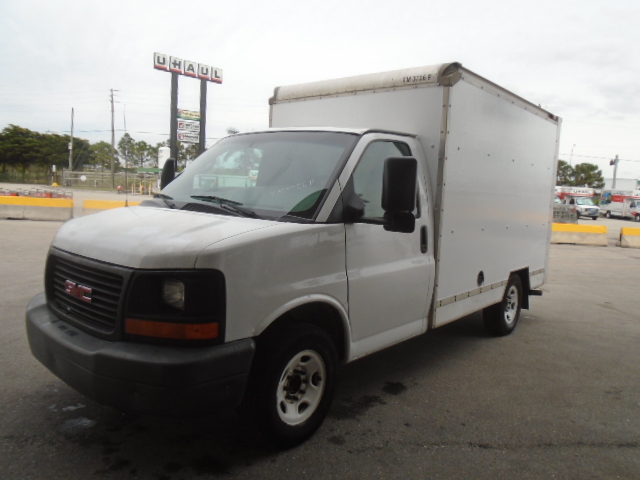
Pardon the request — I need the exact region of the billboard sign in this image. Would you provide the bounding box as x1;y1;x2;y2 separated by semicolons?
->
178;120;200;133
178;132;199;144
177;109;200;121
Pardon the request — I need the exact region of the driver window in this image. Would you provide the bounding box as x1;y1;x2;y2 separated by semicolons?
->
352;141;412;219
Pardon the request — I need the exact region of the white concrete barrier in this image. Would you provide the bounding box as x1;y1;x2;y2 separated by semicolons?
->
0;196;73;221
620;227;640;248
551;223;608;246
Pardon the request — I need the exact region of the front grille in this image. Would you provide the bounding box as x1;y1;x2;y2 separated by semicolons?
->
47;253;125;333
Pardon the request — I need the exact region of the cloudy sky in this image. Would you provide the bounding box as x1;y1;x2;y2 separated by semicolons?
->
1;0;639;180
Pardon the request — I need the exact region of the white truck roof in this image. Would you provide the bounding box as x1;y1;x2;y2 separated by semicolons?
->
234;126;416;138
270;62;558;122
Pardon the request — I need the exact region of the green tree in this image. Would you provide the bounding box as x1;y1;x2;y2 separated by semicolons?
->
130;140;152;167
556;159;574;185
35;132;67;174
70;137;93;171
90;141;116;170
573;162;604;188
119;134;159;168
118;133;135;167
0;125;41;180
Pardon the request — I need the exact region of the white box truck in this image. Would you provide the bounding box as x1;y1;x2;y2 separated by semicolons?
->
600;189;640;221
26;62;561;446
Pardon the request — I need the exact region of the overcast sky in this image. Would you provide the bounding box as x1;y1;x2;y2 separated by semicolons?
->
1;0;639;180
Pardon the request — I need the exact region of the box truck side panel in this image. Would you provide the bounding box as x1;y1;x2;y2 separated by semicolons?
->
270;86;445;195
434;78;559;327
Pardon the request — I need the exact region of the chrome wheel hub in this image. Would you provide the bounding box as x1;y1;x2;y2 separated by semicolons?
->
277;350;326;426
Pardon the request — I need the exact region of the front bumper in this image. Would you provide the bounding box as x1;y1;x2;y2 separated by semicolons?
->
26;293;255;417
577;208;599;217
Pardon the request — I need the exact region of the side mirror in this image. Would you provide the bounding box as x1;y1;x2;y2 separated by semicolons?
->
382;157;417;233
160;158;176;189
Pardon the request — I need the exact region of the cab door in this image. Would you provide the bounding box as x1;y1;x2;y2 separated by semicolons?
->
344;136;434;359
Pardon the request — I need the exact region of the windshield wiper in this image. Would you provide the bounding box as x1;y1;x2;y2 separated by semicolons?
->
153;193;176;209
191;195;242;206
190;195;261;219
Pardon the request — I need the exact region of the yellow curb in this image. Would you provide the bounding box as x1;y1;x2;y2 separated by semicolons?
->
552;223;607;234
83;200;141;210
0;196;73;208
620;227;640;237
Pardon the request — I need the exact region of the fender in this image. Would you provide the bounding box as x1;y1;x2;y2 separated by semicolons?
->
252;294;352;360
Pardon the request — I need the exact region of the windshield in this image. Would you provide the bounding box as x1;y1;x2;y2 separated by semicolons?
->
575;197;595;206
162;131;358;221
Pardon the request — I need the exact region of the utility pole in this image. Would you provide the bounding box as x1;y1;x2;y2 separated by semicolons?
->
612;154;619;189
68;108;74;170
123;104;128;205
110;89;118;189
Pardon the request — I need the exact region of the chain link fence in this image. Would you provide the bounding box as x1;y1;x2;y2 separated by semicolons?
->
62;170;160;193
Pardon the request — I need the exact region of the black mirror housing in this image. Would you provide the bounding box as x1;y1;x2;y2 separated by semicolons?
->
382;157;417;213
160;159;176;190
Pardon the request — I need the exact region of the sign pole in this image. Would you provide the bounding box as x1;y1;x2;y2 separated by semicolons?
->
170;72;179;162
199;79;207;155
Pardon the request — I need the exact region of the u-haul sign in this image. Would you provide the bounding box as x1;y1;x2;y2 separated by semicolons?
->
154;53;223;84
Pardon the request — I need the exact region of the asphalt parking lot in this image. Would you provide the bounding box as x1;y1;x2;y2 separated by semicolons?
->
0;214;638;479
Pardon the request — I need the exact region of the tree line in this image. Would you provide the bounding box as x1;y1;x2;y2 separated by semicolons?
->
556;159;604;188
0;125;200;183
1;124;606;189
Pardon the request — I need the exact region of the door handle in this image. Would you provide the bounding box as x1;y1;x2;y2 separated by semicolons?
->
420;225;428;254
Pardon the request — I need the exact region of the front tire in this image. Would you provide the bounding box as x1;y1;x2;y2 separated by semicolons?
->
242;323;338;448
634;215;640;223
483;274;523;336
605;211;612;218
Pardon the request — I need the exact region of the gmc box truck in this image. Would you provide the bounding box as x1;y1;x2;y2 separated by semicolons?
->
26;62;561;446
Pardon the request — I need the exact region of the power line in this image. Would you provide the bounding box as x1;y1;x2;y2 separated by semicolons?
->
561;153;640;163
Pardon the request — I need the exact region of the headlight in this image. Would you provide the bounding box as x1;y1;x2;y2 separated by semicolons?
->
125;270;226;343
163;278;185;310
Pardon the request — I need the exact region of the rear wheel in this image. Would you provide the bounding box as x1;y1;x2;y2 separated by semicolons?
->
634;215;640;223
242;323;338;448
483;274;522;336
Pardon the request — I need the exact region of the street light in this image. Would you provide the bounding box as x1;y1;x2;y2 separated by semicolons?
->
570;144;576;166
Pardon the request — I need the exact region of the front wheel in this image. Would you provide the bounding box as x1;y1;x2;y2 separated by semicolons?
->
634;215;640;223
242;323;338;448
605;211;612;218
483;274;523;336
591;216;598;221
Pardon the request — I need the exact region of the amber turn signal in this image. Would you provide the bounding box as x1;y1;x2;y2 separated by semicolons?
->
125;318;219;340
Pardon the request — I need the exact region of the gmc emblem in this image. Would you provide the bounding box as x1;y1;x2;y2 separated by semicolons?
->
64;280;92;303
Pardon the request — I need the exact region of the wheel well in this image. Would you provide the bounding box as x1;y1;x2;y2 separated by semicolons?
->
512;268;530;310
257;302;347;361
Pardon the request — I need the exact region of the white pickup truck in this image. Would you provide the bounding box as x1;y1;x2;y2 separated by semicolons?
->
27;62;561;446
